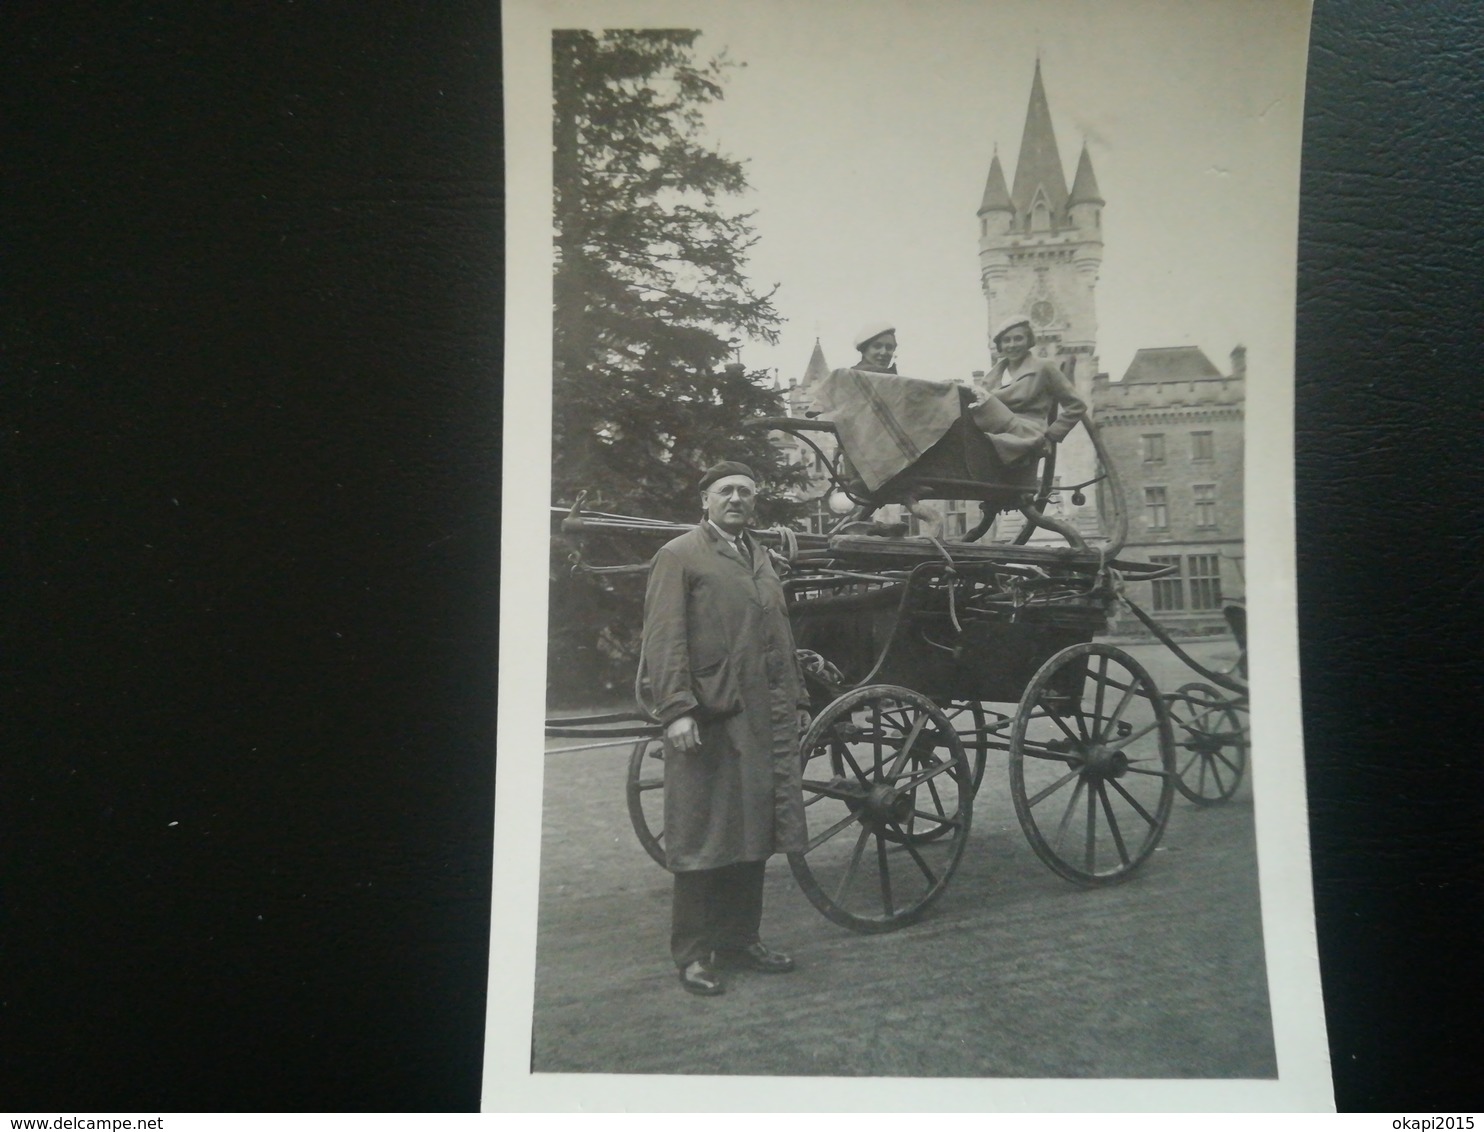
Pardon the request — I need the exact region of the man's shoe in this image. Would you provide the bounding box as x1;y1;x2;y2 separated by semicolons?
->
714;941;796;974
678;959;724;996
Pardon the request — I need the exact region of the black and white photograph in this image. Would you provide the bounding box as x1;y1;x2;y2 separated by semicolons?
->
493;0;1329;1110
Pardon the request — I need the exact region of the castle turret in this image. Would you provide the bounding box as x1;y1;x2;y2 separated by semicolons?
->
977;150;1014;239
802;338;830;388
1068;142;1104;232
976;150;1013;296
1066;141;1105;307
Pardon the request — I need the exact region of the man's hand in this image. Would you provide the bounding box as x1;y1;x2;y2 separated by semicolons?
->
797;708;812;735
665;713;701;755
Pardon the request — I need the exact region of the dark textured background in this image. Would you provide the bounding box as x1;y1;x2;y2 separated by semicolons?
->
1297;0;1484;1110
2;0;1479;1113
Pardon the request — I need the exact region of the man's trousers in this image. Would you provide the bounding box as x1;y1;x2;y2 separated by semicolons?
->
670;859;765;968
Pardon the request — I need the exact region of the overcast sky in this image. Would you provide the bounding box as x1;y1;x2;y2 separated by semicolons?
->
670;0;1309;389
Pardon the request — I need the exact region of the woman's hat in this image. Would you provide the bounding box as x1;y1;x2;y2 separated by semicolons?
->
991;314;1033;343
852;321;896;351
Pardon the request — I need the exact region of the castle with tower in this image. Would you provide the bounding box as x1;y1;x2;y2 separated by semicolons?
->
780;61;1245;629
977;59;1104;381
974;58;1104;541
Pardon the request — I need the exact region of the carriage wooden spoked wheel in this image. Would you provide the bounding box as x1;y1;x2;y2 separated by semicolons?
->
1008;642;1177;886
1166;681;1247;806
787;685;973;932
625;735;668;866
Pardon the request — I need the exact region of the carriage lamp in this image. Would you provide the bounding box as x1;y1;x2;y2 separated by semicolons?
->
827;490;856;515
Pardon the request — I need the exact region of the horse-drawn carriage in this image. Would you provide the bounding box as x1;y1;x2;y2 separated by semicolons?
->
547;374;1249;932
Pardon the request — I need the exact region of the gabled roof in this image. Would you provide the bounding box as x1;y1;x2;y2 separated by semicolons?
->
1120;346;1223;384
1068;143;1103;207
978;152;1013;214
1009;60;1070;218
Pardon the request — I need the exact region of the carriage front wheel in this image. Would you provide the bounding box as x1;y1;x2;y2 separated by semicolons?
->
788;685;973;932
1009;643;1176;886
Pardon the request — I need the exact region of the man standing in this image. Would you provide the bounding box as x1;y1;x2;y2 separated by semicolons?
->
640;461;811;996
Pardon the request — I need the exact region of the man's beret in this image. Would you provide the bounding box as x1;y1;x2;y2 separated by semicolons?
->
698;460;756;491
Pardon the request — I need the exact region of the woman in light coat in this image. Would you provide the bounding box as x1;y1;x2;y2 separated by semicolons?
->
970;314;1089;486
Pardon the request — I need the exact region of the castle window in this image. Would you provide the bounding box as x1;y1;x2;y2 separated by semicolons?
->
1194;484;1217;528
980;217;987;237
1141;434;1165;463
1149;555;1184;612
945;498;969;539
1031;198;1051;232
1187;554;1223;611
1191;430;1214;461
1144;486;1169;530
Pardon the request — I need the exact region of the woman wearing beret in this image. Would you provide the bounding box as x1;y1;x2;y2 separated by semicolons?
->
820;321;905;497
834;321;953;535
851;322;898;374
968;315;1089;483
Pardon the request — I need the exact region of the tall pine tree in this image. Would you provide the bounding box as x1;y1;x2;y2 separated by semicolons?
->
549;29;805;701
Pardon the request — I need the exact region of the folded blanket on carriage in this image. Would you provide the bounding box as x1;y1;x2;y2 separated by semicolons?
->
810;368;966;492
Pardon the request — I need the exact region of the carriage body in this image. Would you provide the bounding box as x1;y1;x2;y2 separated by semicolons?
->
550;398;1249;933
795;578;1110;703
790;579;1106;706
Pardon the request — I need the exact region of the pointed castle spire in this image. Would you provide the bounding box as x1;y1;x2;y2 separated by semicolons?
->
978;149;1012;215
1009;59;1070;221
800;338;830;391
1068;141;1103;206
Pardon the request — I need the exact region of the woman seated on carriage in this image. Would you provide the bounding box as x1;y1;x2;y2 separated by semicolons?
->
968;314;1088;483
828;318;1087;505
851;320;899;374
815;320;1080;539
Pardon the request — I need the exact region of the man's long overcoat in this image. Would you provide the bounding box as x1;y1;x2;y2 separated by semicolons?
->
640;523;809;872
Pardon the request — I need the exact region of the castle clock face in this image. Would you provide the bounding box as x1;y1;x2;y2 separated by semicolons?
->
1030;299;1056;326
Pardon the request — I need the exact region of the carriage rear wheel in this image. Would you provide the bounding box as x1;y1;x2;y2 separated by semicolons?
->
788;685;972;932
1009;643;1176;886
1168;682;1247;805
625;735;667;867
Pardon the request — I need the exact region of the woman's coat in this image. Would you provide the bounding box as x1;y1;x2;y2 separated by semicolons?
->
972;356;1089;465
640;523;809;872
